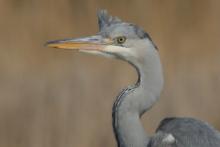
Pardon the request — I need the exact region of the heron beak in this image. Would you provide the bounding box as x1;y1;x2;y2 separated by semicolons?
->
46;35;114;52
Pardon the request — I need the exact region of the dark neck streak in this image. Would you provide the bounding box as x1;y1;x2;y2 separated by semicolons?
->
112;61;141;147
111;48;163;147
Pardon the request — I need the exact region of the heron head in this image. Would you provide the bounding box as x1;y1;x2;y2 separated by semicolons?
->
46;10;158;64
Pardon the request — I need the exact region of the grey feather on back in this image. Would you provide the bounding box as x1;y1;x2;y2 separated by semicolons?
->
152;117;220;147
97;9;121;31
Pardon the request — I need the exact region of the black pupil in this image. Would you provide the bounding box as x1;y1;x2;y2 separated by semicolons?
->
118;37;124;43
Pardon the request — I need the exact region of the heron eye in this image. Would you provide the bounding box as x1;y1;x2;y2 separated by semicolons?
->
115;36;126;44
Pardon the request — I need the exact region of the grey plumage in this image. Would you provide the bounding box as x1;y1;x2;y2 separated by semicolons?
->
113;85;139;147
96;10;220;147
149;117;220;147
47;10;220;147
97;10;157;50
97;10;122;31
98;10;149;39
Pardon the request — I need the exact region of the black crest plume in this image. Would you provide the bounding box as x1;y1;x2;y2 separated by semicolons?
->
97;10;122;31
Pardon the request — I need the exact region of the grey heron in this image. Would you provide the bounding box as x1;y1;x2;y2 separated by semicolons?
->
46;10;220;147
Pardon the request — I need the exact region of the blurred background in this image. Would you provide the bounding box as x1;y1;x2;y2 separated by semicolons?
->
0;0;220;147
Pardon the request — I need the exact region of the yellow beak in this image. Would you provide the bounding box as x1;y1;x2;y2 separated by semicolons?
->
46;35;113;51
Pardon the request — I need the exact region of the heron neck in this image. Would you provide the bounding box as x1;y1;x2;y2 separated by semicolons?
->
112;49;163;147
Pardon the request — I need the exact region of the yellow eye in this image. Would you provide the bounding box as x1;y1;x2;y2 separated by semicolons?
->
115;36;126;44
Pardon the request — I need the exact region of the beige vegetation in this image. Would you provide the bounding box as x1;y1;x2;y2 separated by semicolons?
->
0;0;220;147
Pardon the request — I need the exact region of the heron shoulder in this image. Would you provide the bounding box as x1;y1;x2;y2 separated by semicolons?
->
148;131;177;147
149;117;220;147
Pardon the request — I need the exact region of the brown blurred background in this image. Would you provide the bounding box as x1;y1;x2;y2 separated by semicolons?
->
0;0;220;147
